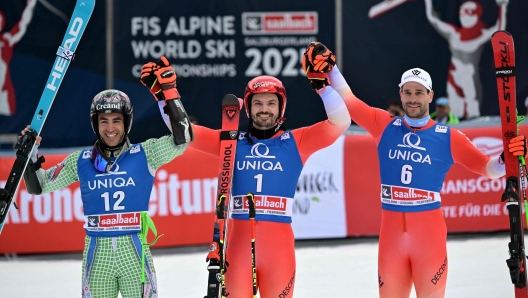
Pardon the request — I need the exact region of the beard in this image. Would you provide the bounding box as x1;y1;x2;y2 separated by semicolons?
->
403;104;428;119
252;112;278;129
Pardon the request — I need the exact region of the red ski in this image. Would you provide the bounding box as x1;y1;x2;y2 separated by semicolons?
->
205;94;240;298
491;30;528;298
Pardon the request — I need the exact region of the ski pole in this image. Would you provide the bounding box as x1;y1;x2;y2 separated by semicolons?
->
246;193;257;297
217;193;229;298
516;114;528;227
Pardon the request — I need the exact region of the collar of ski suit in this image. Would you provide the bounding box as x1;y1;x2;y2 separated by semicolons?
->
404;114;431;128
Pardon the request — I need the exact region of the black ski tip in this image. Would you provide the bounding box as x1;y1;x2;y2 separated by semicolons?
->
492;30;512;38
222;94;239;106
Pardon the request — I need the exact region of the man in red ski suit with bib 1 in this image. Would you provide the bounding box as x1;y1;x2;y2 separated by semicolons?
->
146;48;349;297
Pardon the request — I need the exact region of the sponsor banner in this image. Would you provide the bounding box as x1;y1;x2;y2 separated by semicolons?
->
381;185;440;206
231;195;292;217
241;12;318;35
1;124;526;254
84;212;141;232
113;1;335;136
437;125;519;232
0;147;219;254
292;136;347;239
0;137;348;253
4;1;528;149
344;125;528;235
344;134;383;236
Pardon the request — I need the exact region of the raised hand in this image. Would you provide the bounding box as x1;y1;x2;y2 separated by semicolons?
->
302;42;336;92
302;42;336;73
140;56;180;101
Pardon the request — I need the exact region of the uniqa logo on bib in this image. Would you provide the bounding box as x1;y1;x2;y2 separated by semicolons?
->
237;143;283;171
389;133;432;164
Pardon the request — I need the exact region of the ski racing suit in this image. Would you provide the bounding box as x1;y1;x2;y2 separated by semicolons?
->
190;86;350;298
328;66;505;298
24;103;188;298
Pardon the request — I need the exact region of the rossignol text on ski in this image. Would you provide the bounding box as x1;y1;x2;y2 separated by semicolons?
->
204;94;240;298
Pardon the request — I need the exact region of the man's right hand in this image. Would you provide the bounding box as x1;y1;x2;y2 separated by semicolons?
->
20;125;41;147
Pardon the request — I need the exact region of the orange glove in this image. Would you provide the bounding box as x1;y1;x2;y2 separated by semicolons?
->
140;56;180;101
302;41;336;73
206;241;220;262
302;42;336;92
509;135;527;158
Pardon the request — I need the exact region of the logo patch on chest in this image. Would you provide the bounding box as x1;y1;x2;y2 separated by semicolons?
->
435;126;448;133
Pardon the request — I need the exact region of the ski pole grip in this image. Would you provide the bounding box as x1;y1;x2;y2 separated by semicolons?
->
216;194;226;220
246;193;256;218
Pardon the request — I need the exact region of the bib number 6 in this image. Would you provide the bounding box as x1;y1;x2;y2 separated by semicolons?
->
401;165;413;185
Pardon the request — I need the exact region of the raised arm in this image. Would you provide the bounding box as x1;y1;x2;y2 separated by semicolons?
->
140;56;194;146
20;124;80;195
478;0;508;43
424;0;456;39
302;42;392;141
291;85;350;163
5;0;37;46
492;0;508;31
327;66;393;141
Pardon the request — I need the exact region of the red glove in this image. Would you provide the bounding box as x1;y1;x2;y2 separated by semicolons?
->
206;241;220;262
302;41;336;73
140;56;180;101
509;136;527;158
302;42;336;93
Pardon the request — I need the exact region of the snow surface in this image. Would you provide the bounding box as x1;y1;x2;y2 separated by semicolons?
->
0;232;518;297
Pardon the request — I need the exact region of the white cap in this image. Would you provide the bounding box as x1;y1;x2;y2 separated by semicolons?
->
398;68;432;91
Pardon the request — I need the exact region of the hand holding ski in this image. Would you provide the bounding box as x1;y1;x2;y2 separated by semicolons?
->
509;136;528;159
0;0;95;235
491;30;528;298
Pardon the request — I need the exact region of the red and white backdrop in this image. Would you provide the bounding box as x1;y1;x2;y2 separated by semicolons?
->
0;124;525;254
